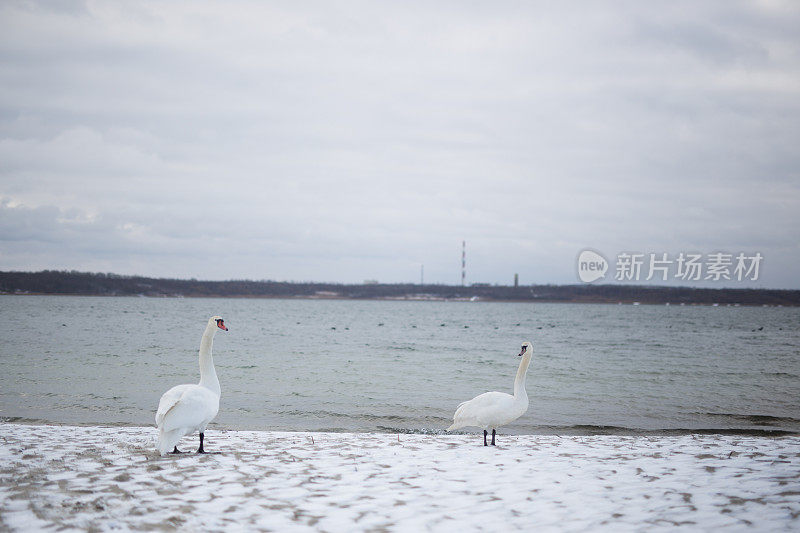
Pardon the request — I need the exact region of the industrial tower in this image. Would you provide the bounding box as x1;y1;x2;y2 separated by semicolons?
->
461;240;466;286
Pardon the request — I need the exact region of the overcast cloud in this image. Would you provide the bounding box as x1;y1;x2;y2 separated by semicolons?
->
1;0;799;287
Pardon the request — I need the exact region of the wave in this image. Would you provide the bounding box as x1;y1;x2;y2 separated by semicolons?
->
696;413;800;426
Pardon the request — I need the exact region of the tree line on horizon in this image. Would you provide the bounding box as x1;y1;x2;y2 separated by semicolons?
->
1;270;799;306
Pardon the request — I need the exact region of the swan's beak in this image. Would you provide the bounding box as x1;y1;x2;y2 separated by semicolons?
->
518;345;527;357
217;320;228;331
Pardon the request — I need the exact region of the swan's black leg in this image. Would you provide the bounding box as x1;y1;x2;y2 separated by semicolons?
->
483;430;488;446
171;447;182;454
197;432;206;454
491;429;496;446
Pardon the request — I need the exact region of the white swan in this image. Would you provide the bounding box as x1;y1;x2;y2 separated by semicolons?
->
447;341;533;446
155;316;228;456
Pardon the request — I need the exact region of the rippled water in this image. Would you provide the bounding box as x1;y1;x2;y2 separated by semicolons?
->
1;295;798;435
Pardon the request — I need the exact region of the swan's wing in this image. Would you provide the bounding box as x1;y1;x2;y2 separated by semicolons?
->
160;386;219;433
159;385;219;431
457;391;511;413
155;384;193;427
473;391;515;410
453;399;471;420
451;391;514;428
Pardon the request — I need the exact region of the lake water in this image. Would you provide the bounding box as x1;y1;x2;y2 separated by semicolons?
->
1;295;798;435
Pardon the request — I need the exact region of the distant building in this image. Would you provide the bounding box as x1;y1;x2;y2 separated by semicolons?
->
514;273;519;287
363;279;379;285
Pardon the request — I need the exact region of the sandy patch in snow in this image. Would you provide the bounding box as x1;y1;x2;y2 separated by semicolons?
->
0;424;798;531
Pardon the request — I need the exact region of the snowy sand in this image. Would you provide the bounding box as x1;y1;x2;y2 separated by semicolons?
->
0;424;798;531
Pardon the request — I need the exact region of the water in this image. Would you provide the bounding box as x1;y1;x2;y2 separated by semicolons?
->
1;295;798;435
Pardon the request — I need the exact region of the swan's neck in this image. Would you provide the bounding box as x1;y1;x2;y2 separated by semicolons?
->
513;352;532;400
198;325;220;397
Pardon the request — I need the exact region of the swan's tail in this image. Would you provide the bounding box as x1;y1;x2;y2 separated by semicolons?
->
157;426;185;456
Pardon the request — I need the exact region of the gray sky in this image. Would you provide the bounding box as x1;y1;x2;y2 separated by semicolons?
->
1;1;799;288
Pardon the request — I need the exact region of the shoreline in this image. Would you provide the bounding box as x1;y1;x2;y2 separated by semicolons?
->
2;419;797;437
2;423;798;531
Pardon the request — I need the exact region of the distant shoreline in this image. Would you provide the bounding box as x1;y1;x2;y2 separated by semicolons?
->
2;270;799;306
1;291;797;307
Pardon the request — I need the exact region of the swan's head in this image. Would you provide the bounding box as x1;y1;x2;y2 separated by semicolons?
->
210;315;229;331
518;341;533;357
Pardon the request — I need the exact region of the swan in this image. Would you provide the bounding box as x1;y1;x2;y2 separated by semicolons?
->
155;316;228;456
447;341;533;446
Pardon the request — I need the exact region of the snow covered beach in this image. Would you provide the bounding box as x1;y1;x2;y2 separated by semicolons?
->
1;424;798;531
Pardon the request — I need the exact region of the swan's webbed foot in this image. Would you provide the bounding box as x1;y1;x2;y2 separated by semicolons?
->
170;447;182;454
483;430;488;446
491;429;496;446
197;432;205;454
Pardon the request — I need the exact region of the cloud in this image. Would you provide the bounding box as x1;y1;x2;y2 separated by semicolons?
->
0;1;799;287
